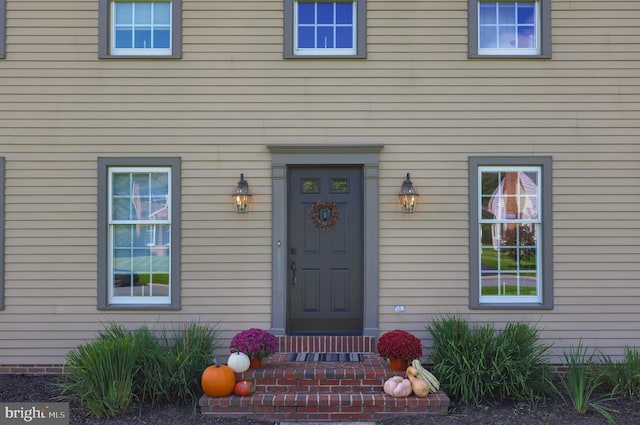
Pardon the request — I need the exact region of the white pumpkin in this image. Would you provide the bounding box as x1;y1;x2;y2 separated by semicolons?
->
227;352;250;373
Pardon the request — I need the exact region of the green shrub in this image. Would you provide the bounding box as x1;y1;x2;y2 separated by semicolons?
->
599;346;640;398
130;325;174;405
493;322;554;401
59;321;219;417
560;340;617;422
427;315;553;405
59;324;137;417
159;322;221;403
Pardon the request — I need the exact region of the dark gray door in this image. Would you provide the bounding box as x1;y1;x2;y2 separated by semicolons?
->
287;166;363;334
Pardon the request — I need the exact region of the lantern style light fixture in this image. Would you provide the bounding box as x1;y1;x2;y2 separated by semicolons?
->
398;173;419;213
232;173;252;213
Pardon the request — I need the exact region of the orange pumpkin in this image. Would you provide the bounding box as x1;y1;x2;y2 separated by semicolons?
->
201;363;236;397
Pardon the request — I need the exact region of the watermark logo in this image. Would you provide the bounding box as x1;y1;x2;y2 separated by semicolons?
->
0;403;68;425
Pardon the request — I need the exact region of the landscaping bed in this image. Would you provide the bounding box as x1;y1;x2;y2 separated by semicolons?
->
2;374;639;425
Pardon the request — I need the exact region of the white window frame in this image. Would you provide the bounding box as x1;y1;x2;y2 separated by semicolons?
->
477;166;542;304
98;157;181;310
284;0;367;59
294;1;357;57
108;167;172;305
468;0;551;58
110;1;172;56
99;0;182;59
469;156;553;310
478;1;540;56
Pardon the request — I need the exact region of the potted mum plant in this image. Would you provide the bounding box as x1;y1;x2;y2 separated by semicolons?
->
377;329;423;371
230;328;278;369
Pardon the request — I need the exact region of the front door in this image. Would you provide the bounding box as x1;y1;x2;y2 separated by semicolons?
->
287;166;363;334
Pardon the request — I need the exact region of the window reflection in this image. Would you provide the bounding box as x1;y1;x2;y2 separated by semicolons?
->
480;170;540;297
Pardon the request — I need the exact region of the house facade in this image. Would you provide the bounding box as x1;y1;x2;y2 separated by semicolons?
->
0;0;638;367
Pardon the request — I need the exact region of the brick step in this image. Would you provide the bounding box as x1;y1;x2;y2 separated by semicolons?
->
200;353;450;422
201;391;449;422
234;355;400;394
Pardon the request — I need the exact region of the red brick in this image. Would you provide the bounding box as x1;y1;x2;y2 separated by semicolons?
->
199;346;451;422
305;413;331;420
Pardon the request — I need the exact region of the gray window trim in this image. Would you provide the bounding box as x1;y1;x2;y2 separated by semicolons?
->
468;0;552;59
469;156;553;310
0;158;4;309
0;0;6;59
98;0;182;59
284;0;367;59
97;157;181;310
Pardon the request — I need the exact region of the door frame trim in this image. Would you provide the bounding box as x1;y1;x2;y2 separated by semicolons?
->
267;144;383;337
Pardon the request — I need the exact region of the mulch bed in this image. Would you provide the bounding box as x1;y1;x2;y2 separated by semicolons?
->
1;374;639;424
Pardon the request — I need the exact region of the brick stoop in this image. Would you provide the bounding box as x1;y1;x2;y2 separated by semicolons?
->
200;336;450;422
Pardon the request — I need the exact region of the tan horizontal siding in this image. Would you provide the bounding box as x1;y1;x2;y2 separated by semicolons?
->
0;0;638;364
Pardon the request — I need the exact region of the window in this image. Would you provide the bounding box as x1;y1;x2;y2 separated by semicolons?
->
284;0;367;58
99;0;182;58
0;0;5;59
0;158;4;309
98;157;181;309
469;156;553;309
468;0;551;58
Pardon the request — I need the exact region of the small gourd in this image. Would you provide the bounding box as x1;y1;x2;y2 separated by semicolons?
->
201;362;236;397
227;352;251;373
234;380;256;396
406;365;430;397
383;376;412;398
407;374;430;397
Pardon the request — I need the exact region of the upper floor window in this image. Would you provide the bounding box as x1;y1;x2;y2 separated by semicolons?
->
285;0;367;58
99;0;182;58
469;156;553;309
98;157;181;309
468;0;551;58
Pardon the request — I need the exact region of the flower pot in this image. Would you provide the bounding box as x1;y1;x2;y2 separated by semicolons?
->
249;356;262;369
389;358;408;371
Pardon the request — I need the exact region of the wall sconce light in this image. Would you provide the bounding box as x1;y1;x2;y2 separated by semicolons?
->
232;173;252;214
398;173;419;213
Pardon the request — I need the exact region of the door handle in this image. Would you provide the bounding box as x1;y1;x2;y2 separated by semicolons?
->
289;247;297;285
290;260;297;285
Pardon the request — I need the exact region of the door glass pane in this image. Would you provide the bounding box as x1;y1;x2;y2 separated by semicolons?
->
330;178;349;193
301;178;320;193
